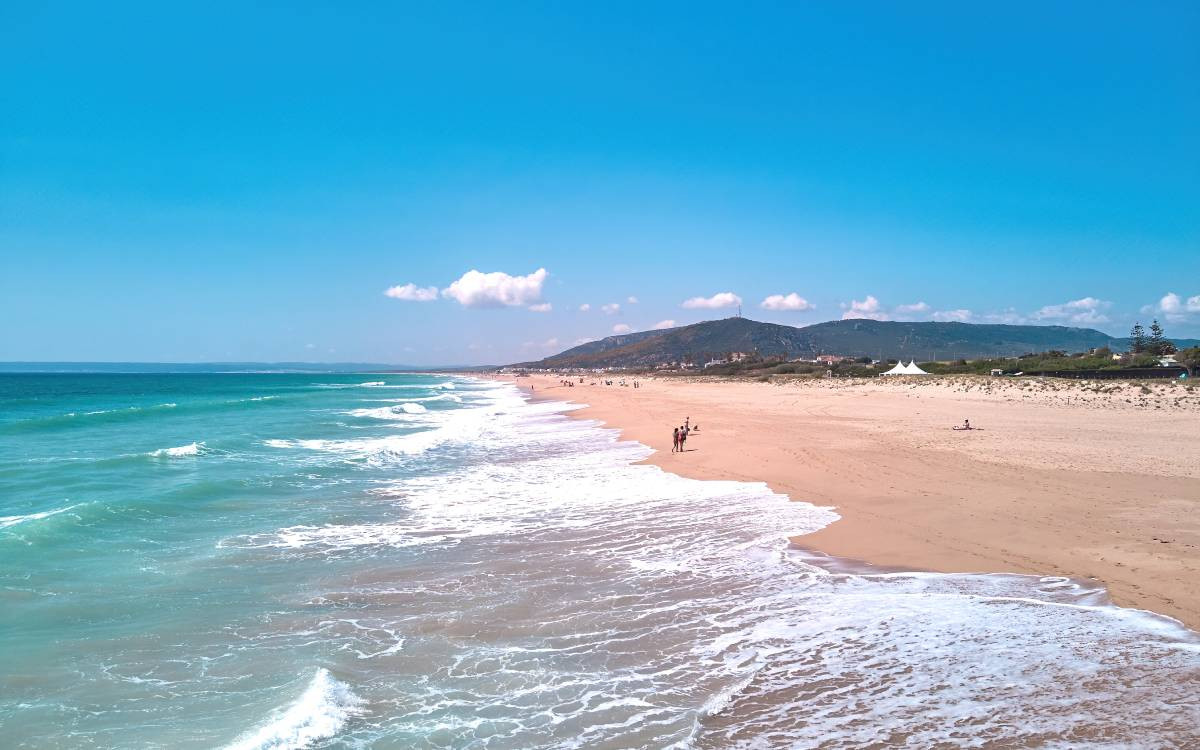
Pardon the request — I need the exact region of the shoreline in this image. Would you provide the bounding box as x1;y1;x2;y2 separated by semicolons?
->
498;373;1200;630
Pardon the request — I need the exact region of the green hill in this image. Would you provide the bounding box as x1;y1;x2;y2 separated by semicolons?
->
517;317;1198;369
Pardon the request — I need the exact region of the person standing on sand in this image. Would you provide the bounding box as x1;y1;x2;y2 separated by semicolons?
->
672;427;680;453
679;425;687;451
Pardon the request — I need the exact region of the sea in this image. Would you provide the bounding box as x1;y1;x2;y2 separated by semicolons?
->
1;372;1198;749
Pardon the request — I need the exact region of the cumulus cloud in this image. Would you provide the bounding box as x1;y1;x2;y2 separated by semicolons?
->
528;303;553;313
573;337;596;346
932;309;973;322
653;319;677;330
601;303;621;315
1155;291;1200;321
895;301;930;314
612;323;632;334
441;268;548;308
1033;297;1111;325
760;293;814;312
840;295;889;321
384;283;439;301
681;292;742;310
578;303;591;312
627;296;639;304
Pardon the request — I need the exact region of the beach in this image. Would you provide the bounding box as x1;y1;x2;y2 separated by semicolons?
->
509;374;1200;629
5;371;1200;746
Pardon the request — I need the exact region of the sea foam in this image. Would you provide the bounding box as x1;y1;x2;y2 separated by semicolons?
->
149;441;204;457
222;668;362;750
0;504;79;529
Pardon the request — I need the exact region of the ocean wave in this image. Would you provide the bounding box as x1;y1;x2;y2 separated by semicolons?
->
220;523;462;553
148;441;205;458
368;394;462;404
263;402;494;463
0;402;179;434
222;668;362;750
0;504;80;530
359;381;386;387
344;403;428;420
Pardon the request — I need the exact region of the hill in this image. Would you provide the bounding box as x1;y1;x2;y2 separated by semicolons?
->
517;318;1199;369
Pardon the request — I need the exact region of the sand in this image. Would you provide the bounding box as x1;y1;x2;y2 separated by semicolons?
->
500;373;1200;629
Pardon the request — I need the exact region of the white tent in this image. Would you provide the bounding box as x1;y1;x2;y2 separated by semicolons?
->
883;360;931;375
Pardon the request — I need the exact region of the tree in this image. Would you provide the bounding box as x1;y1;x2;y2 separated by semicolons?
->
1130;322;1147;353
1177;347;1200;377
1147;319;1177;356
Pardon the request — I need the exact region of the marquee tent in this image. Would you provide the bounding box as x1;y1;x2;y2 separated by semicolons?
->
882;360;931;375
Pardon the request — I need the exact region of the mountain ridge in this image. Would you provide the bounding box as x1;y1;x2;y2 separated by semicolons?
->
516;318;1199;369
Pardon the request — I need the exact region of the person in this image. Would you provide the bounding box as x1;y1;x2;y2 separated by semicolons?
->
679;425;687;451
672;427;680;453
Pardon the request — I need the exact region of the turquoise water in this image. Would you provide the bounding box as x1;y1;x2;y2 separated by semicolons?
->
2;373;1199;748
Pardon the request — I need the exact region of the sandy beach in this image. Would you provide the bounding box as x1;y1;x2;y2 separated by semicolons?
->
504;373;1200;629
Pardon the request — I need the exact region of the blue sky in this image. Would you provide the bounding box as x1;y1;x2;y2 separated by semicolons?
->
2;2;1197;364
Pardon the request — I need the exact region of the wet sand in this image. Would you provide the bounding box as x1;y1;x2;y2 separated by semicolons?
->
501;374;1200;629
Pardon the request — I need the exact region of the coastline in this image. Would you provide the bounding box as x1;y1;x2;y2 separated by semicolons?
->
498;373;1200;630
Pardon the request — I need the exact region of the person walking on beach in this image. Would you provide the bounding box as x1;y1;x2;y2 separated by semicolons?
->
672;427;680;453
679;425;687;451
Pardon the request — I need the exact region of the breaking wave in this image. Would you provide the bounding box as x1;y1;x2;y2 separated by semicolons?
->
148;441;205;457
222;668;362;750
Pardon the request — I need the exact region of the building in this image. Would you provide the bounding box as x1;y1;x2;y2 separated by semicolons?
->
815;354;848;365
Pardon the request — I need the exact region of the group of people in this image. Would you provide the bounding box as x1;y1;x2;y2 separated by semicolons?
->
671;417;697;453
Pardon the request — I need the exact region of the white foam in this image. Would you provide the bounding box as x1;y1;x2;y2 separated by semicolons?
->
222;668;362;750
221;523;459;552
149;441;204;457
207;380;1200;747
358;381;386;387
343;403;427;421
0;504;78;529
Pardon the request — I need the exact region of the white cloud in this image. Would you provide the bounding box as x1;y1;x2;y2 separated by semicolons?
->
760;293;814;312
573;337;596;346
841;295;889;321
384;283;439;301
895;301;930;314
1160;292;1183;314
1153;291;1200;322
441;267;548;308
653;319;677;330
681;292;741;310
627;296;639;304
612;323;632;334
601;303;621;315
932;309;973;323
528;302;553;313
543;337;559;348
578;303;591;312
1033;297;1111;325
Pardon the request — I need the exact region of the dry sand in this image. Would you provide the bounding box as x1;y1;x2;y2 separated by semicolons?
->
501;373;1200;629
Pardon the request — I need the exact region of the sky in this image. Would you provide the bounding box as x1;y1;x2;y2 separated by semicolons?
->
2;2;1197;364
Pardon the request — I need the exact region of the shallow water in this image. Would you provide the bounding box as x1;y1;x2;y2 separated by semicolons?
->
2;373;1197;748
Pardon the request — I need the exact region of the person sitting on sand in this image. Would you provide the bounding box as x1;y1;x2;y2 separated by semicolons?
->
953;419;972;430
